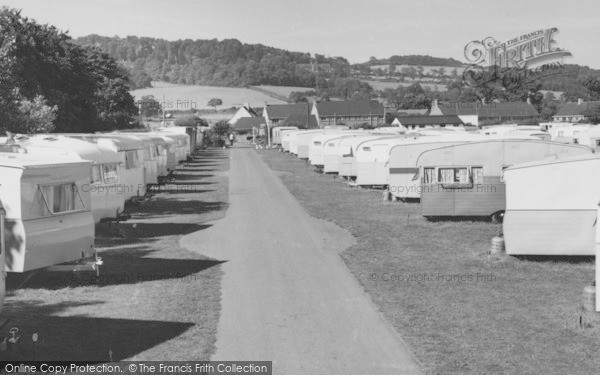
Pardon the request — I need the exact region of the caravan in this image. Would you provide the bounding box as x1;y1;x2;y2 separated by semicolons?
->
1;135;125;223
159;130;190;162
0;153;96;272
503;154;600;255
386;133;517;200
416;139;592;220
310;132;362;168
67;134;147;200
337;135;398;178
273;127;298;145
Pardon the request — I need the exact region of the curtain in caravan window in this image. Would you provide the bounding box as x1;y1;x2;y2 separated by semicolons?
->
456;168;468;183
472;167;484;184
438;168;468;183
438;168;454;183
423;168;435;184
39;184;85;215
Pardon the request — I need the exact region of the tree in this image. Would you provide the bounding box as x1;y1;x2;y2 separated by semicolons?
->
207;98;223;110
388;64;396;77
212;120;231;136
174;114;208;127
13;93;58;133
0;7;137;132
289;90;316;103
139;95;162;117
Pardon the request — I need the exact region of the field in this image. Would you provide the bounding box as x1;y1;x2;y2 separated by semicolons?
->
249;85;314;97
258;148;600;375
131;82;287;111
2;148;229;360
371;64;466;76
362;79;447;91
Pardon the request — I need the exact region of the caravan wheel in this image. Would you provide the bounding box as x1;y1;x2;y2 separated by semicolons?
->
490;211;504;224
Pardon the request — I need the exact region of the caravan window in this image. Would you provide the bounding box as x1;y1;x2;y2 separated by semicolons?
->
362;147;371;151
472;167;484;184
102;163;119;184
35;183;85;216
423;168;435;184
91;165;102;184
156;145;165;155
438;168;469;184
125;150;139;169
314;141;322;146
143;147;152;160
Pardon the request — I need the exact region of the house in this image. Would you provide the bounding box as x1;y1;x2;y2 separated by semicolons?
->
312;99;385;128
263;103;312;128
280;113;319;129
232;117;266;133
430;99;539;126
395;115;464;130
552;99;600;122
228;103;260;125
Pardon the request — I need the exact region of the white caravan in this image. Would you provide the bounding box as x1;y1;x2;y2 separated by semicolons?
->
504;154;600;255
0;153;95;272
1;135;124;223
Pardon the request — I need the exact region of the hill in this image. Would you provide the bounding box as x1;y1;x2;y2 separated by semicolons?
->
73;35;349;88
365;55;464;67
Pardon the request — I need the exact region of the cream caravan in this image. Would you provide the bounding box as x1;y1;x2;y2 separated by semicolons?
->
337;135;398;178
0;153;95;272
159;130;190;163
310;132;363;168
273;127;298;145
416;139;592;220
1;135;125;223
67;134;146;200
114;134;160;185
503;154;600;255
386;133;526;200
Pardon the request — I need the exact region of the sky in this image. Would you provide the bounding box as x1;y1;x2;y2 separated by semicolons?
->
3;0;599;68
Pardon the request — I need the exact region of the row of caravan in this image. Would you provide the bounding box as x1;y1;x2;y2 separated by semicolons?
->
0;127;200;314
275;127;600;256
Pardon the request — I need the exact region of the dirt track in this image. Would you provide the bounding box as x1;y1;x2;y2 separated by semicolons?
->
181;145;423;374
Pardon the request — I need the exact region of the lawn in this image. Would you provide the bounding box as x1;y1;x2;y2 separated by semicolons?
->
258;148;600;375
131;82;287;111
2;147;229;361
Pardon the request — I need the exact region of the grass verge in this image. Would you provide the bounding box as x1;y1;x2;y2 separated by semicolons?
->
258;148;600;375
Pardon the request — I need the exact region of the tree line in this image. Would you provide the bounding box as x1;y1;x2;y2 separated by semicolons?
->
73;35;351;88
0;7;138;134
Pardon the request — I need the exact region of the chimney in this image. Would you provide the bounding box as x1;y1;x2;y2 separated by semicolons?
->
433;99;438;108
578;98;584;105
527;97;531;105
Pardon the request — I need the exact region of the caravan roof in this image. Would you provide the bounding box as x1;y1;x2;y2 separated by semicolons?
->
0;152;90;169
64;134;146;151
5;135;121;165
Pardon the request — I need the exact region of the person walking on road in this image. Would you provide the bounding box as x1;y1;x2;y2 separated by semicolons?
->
229;133;234;146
